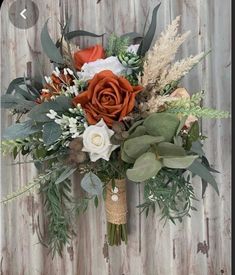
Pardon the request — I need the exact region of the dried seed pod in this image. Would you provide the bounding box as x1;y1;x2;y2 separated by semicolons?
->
112;121;126;134
121;131;129;139
69;138;83;151
66;151;88;165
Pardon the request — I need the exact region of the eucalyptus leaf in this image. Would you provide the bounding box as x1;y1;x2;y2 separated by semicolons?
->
6;77;27;94
28;96;72;122
1;94;36;110
127;152;162;182
55;166;77;185
163;155;198;169
128;119;144;134
54;96;72;110
173;136;183;146
201;179;208;198
2;120;41;140
123;135;165;159
137;3;161;56
156;142;186;157
121;146;135;163
187;159;219;195
26;84;41;96
41;19;64;64
143;113;180;142
28;103;57;122
43;122;62;146
201;155;220;173
15;85;37;101
121;32;143;43
65;30;104;40
128;125;147;139
190;141;205;157
81;172;103;196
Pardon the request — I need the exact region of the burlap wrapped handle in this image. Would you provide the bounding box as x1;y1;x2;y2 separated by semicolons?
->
105;179;127;225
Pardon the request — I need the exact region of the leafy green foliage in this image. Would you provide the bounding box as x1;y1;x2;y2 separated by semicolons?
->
121;114;198;182
143;113;180;142
1;77;40;115
166;91;230;118
121;32;143;43
80;172;103;196
41;174;73;257
156;142;186;157
184;121;200;150
187;158;219;195
1;94;36;111
64;30;104;40
127;152;162;182
137;3;161;56
162;155;198;169
169;106;230;119
123;135;164;159
138;169;197;222
89;152;129;183
1;181;40;204
41;19;64;64
55;166;78;185
2;120;41;140
43;122;62;146
1;138;31;157
6;77;27;94
106;33;129;57
28;96;72;122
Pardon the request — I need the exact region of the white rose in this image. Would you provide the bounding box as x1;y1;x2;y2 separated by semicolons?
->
82;119;119;162
77;56;125;81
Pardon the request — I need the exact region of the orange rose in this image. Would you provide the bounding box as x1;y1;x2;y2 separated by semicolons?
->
74;44;105;70
72;70;143;126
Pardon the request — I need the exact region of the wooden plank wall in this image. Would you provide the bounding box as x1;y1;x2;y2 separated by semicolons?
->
0;0;231;274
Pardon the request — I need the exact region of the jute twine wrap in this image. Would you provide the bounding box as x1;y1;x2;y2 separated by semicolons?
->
105;179;127;225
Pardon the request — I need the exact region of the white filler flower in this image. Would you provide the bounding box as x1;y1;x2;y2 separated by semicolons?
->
77;56;125;81
127;44;140;54
82;119;119;162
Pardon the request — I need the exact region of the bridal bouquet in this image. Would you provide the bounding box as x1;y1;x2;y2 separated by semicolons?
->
1;4;229;257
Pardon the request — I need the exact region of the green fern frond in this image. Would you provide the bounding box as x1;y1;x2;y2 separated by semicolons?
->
0;164;63;204
165;90;230;118
106;33;129;57
168;106;230;119
167;91;205;109
1;180;40;204
1;139;29;156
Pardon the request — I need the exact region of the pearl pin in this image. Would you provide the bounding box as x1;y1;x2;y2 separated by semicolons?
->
111;194;119;202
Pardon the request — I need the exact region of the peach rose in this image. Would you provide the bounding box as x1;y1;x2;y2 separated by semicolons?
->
170;87;198;128
72;70;143;126
74;44;105;70
170;87;190;99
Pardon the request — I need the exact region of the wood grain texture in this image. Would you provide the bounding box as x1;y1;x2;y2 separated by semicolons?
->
0;0;231;274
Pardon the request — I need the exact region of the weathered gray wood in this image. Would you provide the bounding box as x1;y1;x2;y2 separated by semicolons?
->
0;0;231;274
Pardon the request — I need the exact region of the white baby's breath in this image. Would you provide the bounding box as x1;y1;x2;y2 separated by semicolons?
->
44;76;52;83
127;44;140;54
46;110;58;120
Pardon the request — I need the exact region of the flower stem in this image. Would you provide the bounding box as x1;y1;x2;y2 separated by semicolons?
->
107;222;127;246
